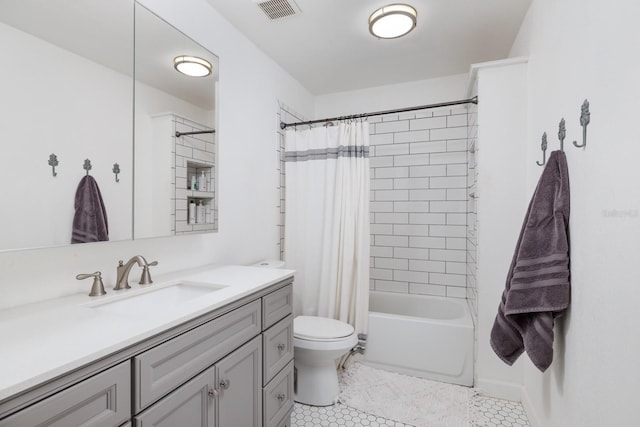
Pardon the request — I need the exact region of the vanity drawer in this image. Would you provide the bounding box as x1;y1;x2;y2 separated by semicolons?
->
263;315;293;384
262;285;292;329
0;361;130;427
134;300;261;412
263;360;294;427
275;411;292;427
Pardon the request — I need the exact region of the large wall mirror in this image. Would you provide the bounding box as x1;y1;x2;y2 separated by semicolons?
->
0;0;218;252
134;3;219;239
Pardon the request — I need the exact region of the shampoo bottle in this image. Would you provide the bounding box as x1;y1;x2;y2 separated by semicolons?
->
198;171;206;192
196;200;205;224
190;175;197;190
188;200;196;224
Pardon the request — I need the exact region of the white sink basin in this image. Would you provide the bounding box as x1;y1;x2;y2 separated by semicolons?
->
90;282;227;316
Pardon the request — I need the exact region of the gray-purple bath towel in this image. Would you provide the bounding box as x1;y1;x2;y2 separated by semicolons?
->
71;175;109;243
490;150;570;372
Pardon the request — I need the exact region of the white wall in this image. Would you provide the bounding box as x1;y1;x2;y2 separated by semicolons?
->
314;74;468;119
0;0;313;310
0;22;133;250
503;1;640;425
474;61;529;400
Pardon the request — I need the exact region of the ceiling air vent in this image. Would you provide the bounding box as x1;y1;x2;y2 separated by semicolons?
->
255;0;301;20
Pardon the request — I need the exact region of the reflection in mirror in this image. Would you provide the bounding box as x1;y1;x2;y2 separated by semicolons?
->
134;3;219;239
0;0;134;251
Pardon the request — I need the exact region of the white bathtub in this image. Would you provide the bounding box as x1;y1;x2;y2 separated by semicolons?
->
363;291;474;386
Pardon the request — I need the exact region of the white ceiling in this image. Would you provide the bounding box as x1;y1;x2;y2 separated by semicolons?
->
206;0;532;95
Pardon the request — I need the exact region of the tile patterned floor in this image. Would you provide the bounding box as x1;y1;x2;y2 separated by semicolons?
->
471;395;531;427
291;394;531;427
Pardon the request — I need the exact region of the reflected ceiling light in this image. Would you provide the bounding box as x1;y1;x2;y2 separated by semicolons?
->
173;55;212;77
369;4;417;39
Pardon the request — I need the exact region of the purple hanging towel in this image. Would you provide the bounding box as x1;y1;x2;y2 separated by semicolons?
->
490;150;570;372
71;175;109;243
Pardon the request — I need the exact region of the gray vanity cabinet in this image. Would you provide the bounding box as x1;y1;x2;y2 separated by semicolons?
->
133;300;261;413
0;279;294;427
134;366;216;426
217;336;262;426
261;286;294;427
0;361;130;427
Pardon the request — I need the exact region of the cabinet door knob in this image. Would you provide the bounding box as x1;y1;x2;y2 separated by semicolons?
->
277;393;286;402
219;379;231;390
208;389;219;399
277;343;286;352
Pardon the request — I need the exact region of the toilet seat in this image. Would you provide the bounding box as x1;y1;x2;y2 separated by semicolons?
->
294;316;355;342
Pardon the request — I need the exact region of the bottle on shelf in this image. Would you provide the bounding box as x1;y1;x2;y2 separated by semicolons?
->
198;171;206;192
196;200;205;224
190;175;197;190
188;200;196;224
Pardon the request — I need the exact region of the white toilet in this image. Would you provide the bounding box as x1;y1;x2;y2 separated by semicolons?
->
252;260;358;406
293;315;358;406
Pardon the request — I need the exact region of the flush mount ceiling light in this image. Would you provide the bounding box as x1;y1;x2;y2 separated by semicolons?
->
369;4;417;39
173;55;212;77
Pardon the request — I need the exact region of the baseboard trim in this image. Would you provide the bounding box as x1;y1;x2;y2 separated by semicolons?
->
520;386;542;427
475;378;522;401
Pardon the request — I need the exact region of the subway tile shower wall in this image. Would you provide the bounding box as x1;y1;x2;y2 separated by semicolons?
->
277;103;306;261
466;102;479;320
369;108;470;298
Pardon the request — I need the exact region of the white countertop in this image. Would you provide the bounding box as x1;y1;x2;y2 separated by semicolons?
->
0;264;294;402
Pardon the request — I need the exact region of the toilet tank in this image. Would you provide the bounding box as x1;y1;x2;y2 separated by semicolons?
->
253;260;286;269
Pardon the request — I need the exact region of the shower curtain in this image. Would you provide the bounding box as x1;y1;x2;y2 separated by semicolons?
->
284;121;370;334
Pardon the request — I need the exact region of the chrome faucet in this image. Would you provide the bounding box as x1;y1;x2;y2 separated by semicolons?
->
114;255;158;290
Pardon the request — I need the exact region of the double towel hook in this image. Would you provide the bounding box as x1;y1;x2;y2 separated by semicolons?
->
536;99;591;166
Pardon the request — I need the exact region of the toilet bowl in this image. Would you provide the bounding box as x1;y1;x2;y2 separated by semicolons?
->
252;261;358;406
293;316;358;406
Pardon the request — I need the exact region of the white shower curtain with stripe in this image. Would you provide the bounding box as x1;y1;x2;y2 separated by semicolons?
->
284;121;370;334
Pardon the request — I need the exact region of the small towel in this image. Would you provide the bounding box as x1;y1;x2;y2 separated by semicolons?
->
490;150;570;372
71;175;109;243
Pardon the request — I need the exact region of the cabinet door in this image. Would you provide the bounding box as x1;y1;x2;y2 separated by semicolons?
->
0;361;130;427
216;336;262;427
134;366;215;427
135;300;261;412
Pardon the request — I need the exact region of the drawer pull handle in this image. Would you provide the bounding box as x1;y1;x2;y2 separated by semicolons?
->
277;393;286;402
208;389;219;399
277;343;286;352
220;379;231;390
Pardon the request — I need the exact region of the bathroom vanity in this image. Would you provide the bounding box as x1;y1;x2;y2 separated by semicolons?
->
0;265;294;427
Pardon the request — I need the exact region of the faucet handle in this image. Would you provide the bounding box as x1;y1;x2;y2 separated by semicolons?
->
76;271;107;297
139;261;158;285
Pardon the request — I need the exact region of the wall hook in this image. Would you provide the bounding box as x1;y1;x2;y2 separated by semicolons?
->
83;159;92;176
558;118;566;152
48;153;59;177
536;132;548;166
112;163;120;183
573;99;590;148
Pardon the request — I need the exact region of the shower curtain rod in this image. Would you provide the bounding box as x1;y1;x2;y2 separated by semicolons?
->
175;129;216;138
279;96;478;130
